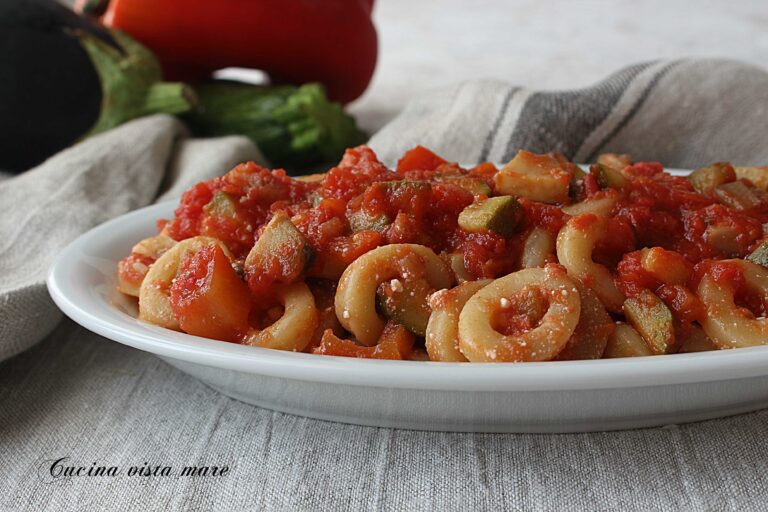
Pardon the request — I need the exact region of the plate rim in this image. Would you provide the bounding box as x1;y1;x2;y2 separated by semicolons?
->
46;169;768;393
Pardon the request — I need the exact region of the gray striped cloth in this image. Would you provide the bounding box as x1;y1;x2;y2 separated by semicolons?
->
370;59;768;168
3;58;768;511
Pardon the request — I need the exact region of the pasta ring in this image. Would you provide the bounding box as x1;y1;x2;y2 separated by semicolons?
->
335;243;454;346
697;259;768;348
561;190;619;218
425;280;491;362
132;231;176;260
138;236;232;329
556;213;625;312
555;281;614;360
243;282;319;352
117;233;177;297
458;266;581;362
520;227;555;269
603;323;653;358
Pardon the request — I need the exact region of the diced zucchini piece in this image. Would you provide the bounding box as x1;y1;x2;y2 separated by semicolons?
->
204;191;239;219
706;224;742;257
436;175;492;196
715;180;762;210
688;162;736;195
448;252;473;283
347;209;391;233
734;166;768;191
597;153;633;172
555;282;613;360
593;163;629;189
551;150;585;178
603;323;654;358
747;239;768;269
494;150;571;204
245;211;314;281
376;277;432;337
458;196;522;237
623;290;676;355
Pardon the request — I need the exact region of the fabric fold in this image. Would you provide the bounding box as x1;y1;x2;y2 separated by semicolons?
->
370;58;768;169
0;115;260;362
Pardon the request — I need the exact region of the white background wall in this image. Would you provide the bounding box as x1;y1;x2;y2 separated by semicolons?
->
350;0;768;131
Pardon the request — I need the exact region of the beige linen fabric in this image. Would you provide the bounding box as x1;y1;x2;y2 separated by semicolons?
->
2;59;768;510
0;117;261;362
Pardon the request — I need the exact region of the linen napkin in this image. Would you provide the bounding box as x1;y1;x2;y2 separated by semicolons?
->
3;57;768;511
0;118;263;361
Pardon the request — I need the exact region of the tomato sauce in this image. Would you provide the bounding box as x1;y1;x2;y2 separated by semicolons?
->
396;145;448;174
117;253;154;290
656;284;705;324
520;198;568;234
166;163;317;258
493;287;547;336
149;145;768;351
160;147;768;286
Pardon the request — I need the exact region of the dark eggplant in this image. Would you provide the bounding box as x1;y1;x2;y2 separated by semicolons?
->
0;0;194;173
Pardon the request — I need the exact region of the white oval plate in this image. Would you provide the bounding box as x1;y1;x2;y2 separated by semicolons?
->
47;173;768;433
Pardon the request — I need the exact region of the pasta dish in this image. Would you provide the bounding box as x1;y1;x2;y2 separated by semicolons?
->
117;146;768;362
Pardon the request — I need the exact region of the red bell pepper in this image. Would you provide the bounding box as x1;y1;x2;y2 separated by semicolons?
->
77;0;378;103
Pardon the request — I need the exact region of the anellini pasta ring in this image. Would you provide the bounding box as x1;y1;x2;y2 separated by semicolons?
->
335;243;454;346
459;265;581;362
698;259;768;348
242;282;319;352
139;236;232;330
556;213;625;313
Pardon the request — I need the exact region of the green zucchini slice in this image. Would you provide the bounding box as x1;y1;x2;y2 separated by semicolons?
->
458;196;522;237
623;290;676;355
376;277;433;337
